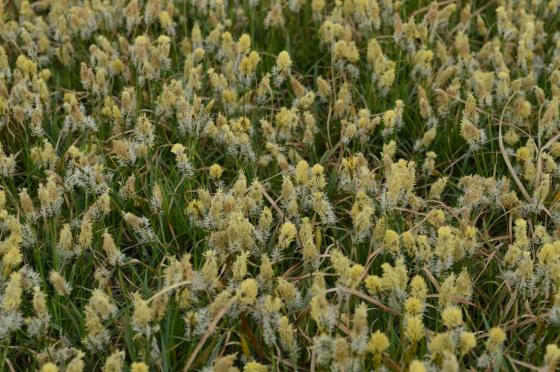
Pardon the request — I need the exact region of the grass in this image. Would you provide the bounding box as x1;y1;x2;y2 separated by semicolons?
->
1;0;560;371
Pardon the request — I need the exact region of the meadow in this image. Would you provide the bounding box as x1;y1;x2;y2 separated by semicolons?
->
1;0;560;370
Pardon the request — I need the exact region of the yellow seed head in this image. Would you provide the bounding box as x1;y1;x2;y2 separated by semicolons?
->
368;330;389;353
486;327;506;353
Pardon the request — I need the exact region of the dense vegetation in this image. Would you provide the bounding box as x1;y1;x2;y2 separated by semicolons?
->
1;0;560;370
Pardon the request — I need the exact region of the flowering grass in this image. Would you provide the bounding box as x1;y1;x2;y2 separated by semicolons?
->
1;0;560;370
